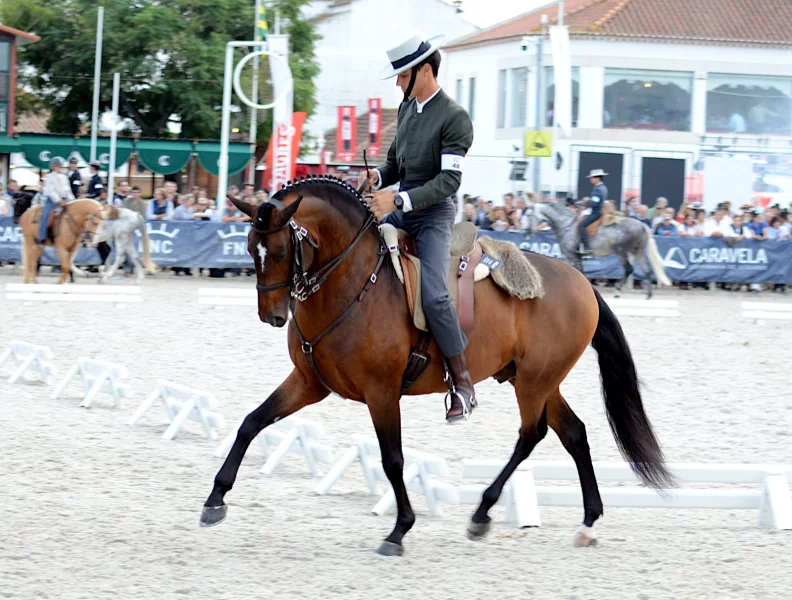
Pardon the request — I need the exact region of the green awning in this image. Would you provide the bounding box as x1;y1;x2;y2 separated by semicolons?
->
0;136;21;153
19;135;77;170
195;141;252;176
76;137;134;170
136;139;193;175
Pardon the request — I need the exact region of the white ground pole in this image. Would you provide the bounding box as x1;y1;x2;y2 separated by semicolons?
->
217;41;293;207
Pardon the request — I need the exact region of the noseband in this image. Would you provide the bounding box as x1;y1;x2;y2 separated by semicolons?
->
253;209;377;303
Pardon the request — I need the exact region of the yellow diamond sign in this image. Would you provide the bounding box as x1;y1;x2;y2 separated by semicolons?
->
524;130;553;157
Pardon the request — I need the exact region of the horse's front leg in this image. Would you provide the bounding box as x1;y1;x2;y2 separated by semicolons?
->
367;394;415;556
200;368;328;527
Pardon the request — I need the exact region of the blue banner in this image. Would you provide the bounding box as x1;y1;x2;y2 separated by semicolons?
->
0;217;789;283
477;230;792;284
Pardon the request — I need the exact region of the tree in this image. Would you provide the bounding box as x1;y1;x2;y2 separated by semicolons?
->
2;0;320;148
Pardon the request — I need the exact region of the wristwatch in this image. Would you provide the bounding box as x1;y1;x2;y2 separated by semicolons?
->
394;194;404;212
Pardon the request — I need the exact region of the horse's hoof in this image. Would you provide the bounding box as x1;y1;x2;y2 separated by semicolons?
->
376;541;403;556
466;520;491;540
199;504;228;528
574;525;597;547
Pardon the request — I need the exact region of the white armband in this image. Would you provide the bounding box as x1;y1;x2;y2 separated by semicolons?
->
441;154;464;172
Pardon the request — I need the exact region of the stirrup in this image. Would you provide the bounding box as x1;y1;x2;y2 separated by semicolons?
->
444;390;476;423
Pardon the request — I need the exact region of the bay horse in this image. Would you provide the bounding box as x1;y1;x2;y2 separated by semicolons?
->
16;197;105;284
527;201;672;299
199;176;673;555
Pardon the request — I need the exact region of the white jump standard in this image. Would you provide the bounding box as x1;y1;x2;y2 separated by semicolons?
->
741;302;792;324
316;435;457;518
460;459;792;532
5;283;142;305
49;357;131;408
214;413;333;476
197;288;256;308
0;341;57;385
128;379;226;441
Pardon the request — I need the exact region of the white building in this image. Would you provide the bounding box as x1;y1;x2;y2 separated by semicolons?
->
305;0;478;155
443;0;792;209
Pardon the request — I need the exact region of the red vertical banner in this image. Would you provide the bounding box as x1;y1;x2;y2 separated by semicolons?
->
337;106;356;163
368;98;382;158
265;111;308;190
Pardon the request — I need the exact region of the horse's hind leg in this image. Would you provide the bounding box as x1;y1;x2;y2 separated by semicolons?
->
468;378;548;539
547;392;603;547
614;255;633;299
635;252;653;299
200;368;328;527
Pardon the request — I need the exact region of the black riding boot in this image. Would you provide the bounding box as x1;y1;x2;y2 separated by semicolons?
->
445;353;477;422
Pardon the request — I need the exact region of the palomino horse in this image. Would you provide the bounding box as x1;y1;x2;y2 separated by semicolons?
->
93;206;157;283
527;201;672;299
16;198;105;284
199;177;673;555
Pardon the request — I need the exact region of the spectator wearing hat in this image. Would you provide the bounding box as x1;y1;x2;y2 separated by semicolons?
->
67;157;83;199
86;161;104;199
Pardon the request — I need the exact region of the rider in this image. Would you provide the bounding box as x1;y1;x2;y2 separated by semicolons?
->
364;30;477;423
37;157;75;245
578;168;608;255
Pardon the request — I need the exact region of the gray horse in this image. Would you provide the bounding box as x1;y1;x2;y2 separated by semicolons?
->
527;202;672;298
93;206;157;283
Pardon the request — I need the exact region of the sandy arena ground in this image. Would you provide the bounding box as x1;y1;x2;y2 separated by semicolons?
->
1;268;791;600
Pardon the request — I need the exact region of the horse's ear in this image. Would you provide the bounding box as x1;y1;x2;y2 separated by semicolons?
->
229;195;256;218
278;195;303;224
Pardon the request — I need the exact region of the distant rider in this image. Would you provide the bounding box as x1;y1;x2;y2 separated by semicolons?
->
37;157;75;245
578;168;608;255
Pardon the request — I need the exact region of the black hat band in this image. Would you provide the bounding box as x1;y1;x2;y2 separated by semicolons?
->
391;41;431;70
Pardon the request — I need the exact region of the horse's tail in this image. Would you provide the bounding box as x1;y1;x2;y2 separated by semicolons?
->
642;225;672;286
590;287;675;490
139;217;157;273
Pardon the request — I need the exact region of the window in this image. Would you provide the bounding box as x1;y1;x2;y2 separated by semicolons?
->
545;66;580;127
706;73;792;136
510;68;528;127
603;68;693;131
468;77;476;120
455;79;463;104
0;41;9;135
496;69;507;128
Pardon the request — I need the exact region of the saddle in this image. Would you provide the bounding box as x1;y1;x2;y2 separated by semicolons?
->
31;205;64;241
379;221;491;336
577;214;604;237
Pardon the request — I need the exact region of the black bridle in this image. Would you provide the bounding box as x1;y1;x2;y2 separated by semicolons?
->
251;196;387;396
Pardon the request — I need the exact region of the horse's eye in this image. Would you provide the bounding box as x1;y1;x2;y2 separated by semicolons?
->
272;251;287;263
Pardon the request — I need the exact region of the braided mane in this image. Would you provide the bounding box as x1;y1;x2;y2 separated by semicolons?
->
261;174;375;229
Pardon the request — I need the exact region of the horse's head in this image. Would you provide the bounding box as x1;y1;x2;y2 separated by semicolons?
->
231;194;307;327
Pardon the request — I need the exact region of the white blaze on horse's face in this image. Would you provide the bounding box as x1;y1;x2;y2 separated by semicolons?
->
256;242;267;272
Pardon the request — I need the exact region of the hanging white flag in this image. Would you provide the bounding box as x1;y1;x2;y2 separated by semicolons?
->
549;26;572;138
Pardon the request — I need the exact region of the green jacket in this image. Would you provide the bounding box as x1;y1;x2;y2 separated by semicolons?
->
376;89;474;212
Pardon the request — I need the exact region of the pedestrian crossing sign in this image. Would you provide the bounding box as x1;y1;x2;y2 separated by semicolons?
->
524;130;553;157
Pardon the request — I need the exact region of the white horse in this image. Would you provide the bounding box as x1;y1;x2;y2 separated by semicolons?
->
94;206;157;283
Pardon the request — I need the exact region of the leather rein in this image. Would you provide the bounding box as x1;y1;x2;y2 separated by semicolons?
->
251;196;388;396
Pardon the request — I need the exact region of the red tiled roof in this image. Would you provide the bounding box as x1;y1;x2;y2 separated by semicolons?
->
15;111;93;135
322;108;398;165
446;0;792;49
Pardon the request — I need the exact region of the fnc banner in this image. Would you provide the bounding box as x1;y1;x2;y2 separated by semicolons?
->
367;98;382;157
337;106;356;163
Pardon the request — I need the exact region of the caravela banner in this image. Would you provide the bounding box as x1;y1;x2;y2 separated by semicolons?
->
0;217;789;281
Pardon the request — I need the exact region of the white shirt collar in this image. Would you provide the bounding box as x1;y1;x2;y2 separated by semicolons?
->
416;87;441;114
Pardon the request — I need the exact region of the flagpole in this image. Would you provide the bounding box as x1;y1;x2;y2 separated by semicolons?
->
108;73;120;200
90;7;104;163
248;0;265;185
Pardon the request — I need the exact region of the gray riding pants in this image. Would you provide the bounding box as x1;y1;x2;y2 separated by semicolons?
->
383;200;467;357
